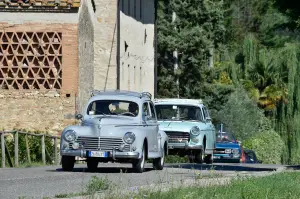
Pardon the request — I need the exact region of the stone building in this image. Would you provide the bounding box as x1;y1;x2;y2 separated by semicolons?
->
0;0;157;133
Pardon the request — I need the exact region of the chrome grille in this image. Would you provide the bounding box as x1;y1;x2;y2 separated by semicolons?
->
69;136;130;151
165;131;190;143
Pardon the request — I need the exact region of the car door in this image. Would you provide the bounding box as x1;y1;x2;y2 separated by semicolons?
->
148;101;159;152
202;106;215;150
142;102;155;152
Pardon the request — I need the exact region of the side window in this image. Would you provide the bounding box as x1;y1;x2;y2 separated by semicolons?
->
195;108;204;121
149;102;157;120
202;107;207;119
143;102;150;117
203;106;210;119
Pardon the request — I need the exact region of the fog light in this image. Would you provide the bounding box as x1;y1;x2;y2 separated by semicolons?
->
191;138;199;143
72;142;79;149
119;143;125;151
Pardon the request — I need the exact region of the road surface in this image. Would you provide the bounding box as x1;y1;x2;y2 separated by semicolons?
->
0;163;286;199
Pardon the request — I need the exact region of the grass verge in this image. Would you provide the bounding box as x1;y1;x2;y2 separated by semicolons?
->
105;171;300;199
55;176;113;198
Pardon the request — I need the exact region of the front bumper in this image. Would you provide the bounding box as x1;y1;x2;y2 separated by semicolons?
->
213;154;240;161
168;142;203;150
61;149;140;159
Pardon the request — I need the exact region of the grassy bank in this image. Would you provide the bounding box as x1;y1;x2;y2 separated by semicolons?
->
110;171;300;199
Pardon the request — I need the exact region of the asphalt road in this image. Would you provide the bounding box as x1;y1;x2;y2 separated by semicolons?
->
0;163;286;199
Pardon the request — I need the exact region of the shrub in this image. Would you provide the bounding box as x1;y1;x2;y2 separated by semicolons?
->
243;129;284;164
216;87;271;140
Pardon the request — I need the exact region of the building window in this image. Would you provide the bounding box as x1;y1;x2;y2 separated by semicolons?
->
121;0;124;13
134;0;136;18
128;0;131;16
0;32;62;90
127;64;130;90
140;0;142;20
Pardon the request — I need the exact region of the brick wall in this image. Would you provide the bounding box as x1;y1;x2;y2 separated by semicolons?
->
0;22;78;94
0;22;78;134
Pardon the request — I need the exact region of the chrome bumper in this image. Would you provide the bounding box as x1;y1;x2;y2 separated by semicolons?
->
61;149;140;159
168;143;203;150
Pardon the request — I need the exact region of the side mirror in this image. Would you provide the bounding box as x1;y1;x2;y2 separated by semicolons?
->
75;113;83;120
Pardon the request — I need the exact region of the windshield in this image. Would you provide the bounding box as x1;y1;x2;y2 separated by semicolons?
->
216;132;236;143
87;100;139;117
155;104;203;121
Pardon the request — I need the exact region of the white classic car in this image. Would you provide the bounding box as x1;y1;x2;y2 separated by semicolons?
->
60;90;168;173
154;98;216;164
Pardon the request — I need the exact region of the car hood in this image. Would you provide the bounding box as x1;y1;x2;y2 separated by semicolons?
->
158;120;200;132
82;116;138;126
64;116;141;137
216;142;240;149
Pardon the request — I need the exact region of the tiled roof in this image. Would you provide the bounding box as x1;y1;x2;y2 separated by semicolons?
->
0;0;81;9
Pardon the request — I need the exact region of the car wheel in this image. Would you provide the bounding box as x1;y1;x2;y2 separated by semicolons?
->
61;156;75;171
195;150;204;164
133;145;145;173
153;147;165;170
87;158;98;172
204;154;213;164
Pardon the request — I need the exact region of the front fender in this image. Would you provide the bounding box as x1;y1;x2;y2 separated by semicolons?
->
60;125;97;147
158;130;168;151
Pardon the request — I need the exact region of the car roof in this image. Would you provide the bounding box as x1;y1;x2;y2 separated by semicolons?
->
154;98;203;106
89;90;152;101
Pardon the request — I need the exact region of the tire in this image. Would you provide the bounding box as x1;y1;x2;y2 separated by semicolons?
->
133;145;145;173
189;150;203;164
153;146;165;170
195;150;204;164
204;154;213;164
61;156;75;171
87;158;98;172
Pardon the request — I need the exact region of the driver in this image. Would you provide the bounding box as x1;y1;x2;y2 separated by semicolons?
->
128;103;138;116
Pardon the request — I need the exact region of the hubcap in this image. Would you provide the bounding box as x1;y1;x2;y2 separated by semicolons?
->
141;149;145;168
161;149;165;165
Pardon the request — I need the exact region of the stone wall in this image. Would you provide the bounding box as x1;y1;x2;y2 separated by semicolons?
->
78;0;95;113
119;0;155;97
93;0;118;90
0;90;76;135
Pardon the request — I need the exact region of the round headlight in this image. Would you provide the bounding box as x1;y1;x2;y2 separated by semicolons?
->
190;126;200;136
123;132;136;144
64;130;76;142
232;149;239;154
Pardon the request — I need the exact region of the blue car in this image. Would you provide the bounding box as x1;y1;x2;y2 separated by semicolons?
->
213;131;242;163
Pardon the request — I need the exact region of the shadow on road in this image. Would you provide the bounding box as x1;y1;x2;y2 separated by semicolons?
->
285;165;300;170
49;167;153;173
165;163;278;172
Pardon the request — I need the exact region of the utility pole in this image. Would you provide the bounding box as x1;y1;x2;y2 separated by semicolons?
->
172;11;179;98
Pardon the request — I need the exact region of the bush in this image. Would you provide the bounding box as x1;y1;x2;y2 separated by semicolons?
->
216;87;271;140
243;129;284;164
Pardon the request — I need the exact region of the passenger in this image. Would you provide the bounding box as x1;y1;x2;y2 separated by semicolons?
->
128;103;138;116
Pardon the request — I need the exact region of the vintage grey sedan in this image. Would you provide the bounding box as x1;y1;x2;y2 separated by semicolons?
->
154;99;216;164
60;90;168;173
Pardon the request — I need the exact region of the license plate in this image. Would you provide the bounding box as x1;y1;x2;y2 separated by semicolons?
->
88;151;108;158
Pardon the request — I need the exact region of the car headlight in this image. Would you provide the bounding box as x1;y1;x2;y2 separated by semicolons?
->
232;149;239;154
64;130;76;142
123;132;136;144
190;126;200;136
